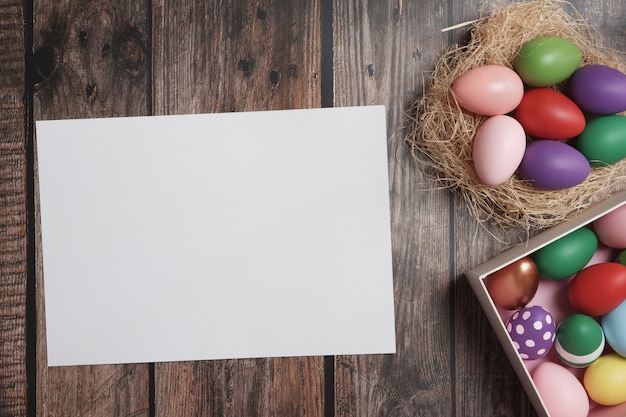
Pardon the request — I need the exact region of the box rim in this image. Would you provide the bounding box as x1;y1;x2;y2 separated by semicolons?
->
465;188;626;417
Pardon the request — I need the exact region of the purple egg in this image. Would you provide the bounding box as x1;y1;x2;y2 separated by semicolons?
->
519;140;590;190
568;65;626;115
506;305;556;360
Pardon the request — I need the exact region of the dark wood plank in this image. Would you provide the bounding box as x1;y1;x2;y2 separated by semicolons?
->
332;1;455;416
452;1;626;416
33;1;151;415
152;0;321;115
0;1;28;416
151;1;325;415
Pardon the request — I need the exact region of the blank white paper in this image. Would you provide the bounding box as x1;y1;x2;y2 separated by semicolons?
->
36;105;395;366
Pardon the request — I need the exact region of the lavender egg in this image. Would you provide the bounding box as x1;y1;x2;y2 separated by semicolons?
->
519;140;590;190
568;65;626;115
506;305;556;360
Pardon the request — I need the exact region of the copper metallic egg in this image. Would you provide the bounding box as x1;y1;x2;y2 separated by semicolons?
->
484;257;539;310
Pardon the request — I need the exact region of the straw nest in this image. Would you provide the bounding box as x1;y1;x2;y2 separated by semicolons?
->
406;0;626;234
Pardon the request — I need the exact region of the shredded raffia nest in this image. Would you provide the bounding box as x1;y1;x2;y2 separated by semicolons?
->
406;0;626;234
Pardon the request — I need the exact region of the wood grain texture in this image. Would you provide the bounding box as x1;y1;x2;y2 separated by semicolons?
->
151;1;325;415
332;1;455;416
0;2;27;416
33;0;149;118
152;0;321;115
155;359;324;417
33;1;151;416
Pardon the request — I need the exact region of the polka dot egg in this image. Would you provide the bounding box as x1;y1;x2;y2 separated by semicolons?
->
506;305;556;360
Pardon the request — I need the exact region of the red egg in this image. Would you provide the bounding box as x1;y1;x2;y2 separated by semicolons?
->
514;88;586;140
484;257;539;310
568;262;626;316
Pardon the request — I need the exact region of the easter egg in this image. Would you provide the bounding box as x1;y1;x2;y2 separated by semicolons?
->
602;299;626;356
568;262;626;316
452;65;525;116
584;353;626;406
554;314;605;367
514;37;581;87
472;115;526;186
533;362;589;417
484;257;539;310
518;140;590;190
513;88;585;140
617;249;626;266
506;305;556;360
568;64;626;115
593;204;626;248
532;227;597;280
574;115;626;166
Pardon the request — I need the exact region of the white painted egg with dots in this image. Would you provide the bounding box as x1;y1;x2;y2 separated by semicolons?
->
506;305;556;360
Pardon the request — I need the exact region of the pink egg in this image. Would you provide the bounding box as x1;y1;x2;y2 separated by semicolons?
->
472;115;526;186
593;205;626;248
533;362;589;417
452;65;524;116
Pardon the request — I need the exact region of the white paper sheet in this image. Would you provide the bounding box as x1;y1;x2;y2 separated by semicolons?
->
36;105;395;366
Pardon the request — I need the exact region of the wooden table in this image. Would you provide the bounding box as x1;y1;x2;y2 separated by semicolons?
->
1;1;625;416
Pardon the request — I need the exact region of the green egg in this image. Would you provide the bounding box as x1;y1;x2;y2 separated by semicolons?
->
555;314;605;368
574;115;626;166
514;36;581;86
532;227;598;280
617;249;626;266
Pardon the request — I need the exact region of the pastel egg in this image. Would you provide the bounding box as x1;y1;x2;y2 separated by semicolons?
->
532;227;597;280
513;88;585;140
472;115;526;186
568;64;626;115
533;362;589;417
568;262;626;316
518;140;590;190
514;37;581;87
602;299;626;356
584;353;626;406
452;65;524;116
574;115;626;166
555;314;605;367
506;305;556;360
593;204;626;248
484;257;539;310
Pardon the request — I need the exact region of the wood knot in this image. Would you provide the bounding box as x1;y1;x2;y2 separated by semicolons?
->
256;6;267;20
269;69;280;86
237;58;253;76
78;30;89;47
33;45;60;90
85;82;97;104
112;28;146;77
101;43;111;58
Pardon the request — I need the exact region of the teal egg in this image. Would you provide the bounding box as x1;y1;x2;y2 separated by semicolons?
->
555;314;605;367
602;299;626;357
514;37;581;86
574;115;626;166
532;227;598;280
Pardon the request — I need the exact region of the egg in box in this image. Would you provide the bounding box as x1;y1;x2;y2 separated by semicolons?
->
466;190;626;417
